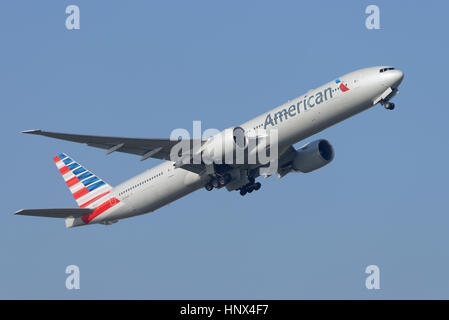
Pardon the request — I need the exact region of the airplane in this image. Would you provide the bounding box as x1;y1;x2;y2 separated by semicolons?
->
15;66;404;228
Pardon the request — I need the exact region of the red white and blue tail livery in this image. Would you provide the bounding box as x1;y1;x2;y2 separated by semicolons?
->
15;153;123;228
53;153;112;208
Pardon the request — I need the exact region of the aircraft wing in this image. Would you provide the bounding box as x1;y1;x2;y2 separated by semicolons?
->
22;130;206;173
14;208;93;218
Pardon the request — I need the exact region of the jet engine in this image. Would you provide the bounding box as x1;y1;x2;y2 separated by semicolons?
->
201;127;248;164
292;139;334;173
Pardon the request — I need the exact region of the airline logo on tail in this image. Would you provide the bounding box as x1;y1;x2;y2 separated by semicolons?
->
336;79;350;92
53;153;121;225
53;153;112;209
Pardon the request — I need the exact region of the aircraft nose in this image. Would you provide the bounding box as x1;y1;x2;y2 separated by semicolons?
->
388;69;404;88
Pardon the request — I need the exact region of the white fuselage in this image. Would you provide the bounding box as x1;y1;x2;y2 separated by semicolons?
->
90;66;404;224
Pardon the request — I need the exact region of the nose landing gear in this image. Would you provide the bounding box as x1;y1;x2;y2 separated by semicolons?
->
383;102;395;110
380;95;396;110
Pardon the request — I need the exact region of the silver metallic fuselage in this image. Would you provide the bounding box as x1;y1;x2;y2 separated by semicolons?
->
95;66;404;224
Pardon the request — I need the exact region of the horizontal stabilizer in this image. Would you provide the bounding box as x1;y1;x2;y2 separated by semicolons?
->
14;208;93;218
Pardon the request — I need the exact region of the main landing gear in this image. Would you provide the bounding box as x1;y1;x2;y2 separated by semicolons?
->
239;182;261;196
204;173;262;196
204;173;231;191
238;177;261;196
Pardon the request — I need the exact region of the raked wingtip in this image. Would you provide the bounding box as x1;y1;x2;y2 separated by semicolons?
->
21;129;42;134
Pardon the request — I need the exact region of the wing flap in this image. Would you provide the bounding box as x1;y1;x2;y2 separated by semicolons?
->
14;208;93;218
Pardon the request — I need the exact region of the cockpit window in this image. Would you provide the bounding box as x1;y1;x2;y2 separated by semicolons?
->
379;67;395;73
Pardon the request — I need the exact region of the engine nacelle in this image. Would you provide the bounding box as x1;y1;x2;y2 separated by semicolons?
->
292;139;334;173
201;127;247;164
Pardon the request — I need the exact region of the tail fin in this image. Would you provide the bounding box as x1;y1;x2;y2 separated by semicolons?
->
53;153;112;209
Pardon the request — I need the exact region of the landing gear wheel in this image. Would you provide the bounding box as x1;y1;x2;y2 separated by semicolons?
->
218;176;226;185
247;186;254;193
254;182;261;191
205;183;213;191
216;174;231;186
384;102;395;110
212;179;220;188
240;188;247;196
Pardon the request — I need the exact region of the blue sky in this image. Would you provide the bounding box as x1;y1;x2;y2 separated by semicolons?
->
1;0;448;299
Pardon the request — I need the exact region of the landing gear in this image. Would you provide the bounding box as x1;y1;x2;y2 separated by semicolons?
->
384;102;395;110
218;173;231;185
380;97;395;110
239;181;262;196
212;179;220;188
205;172;261;196
204;173;232;191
